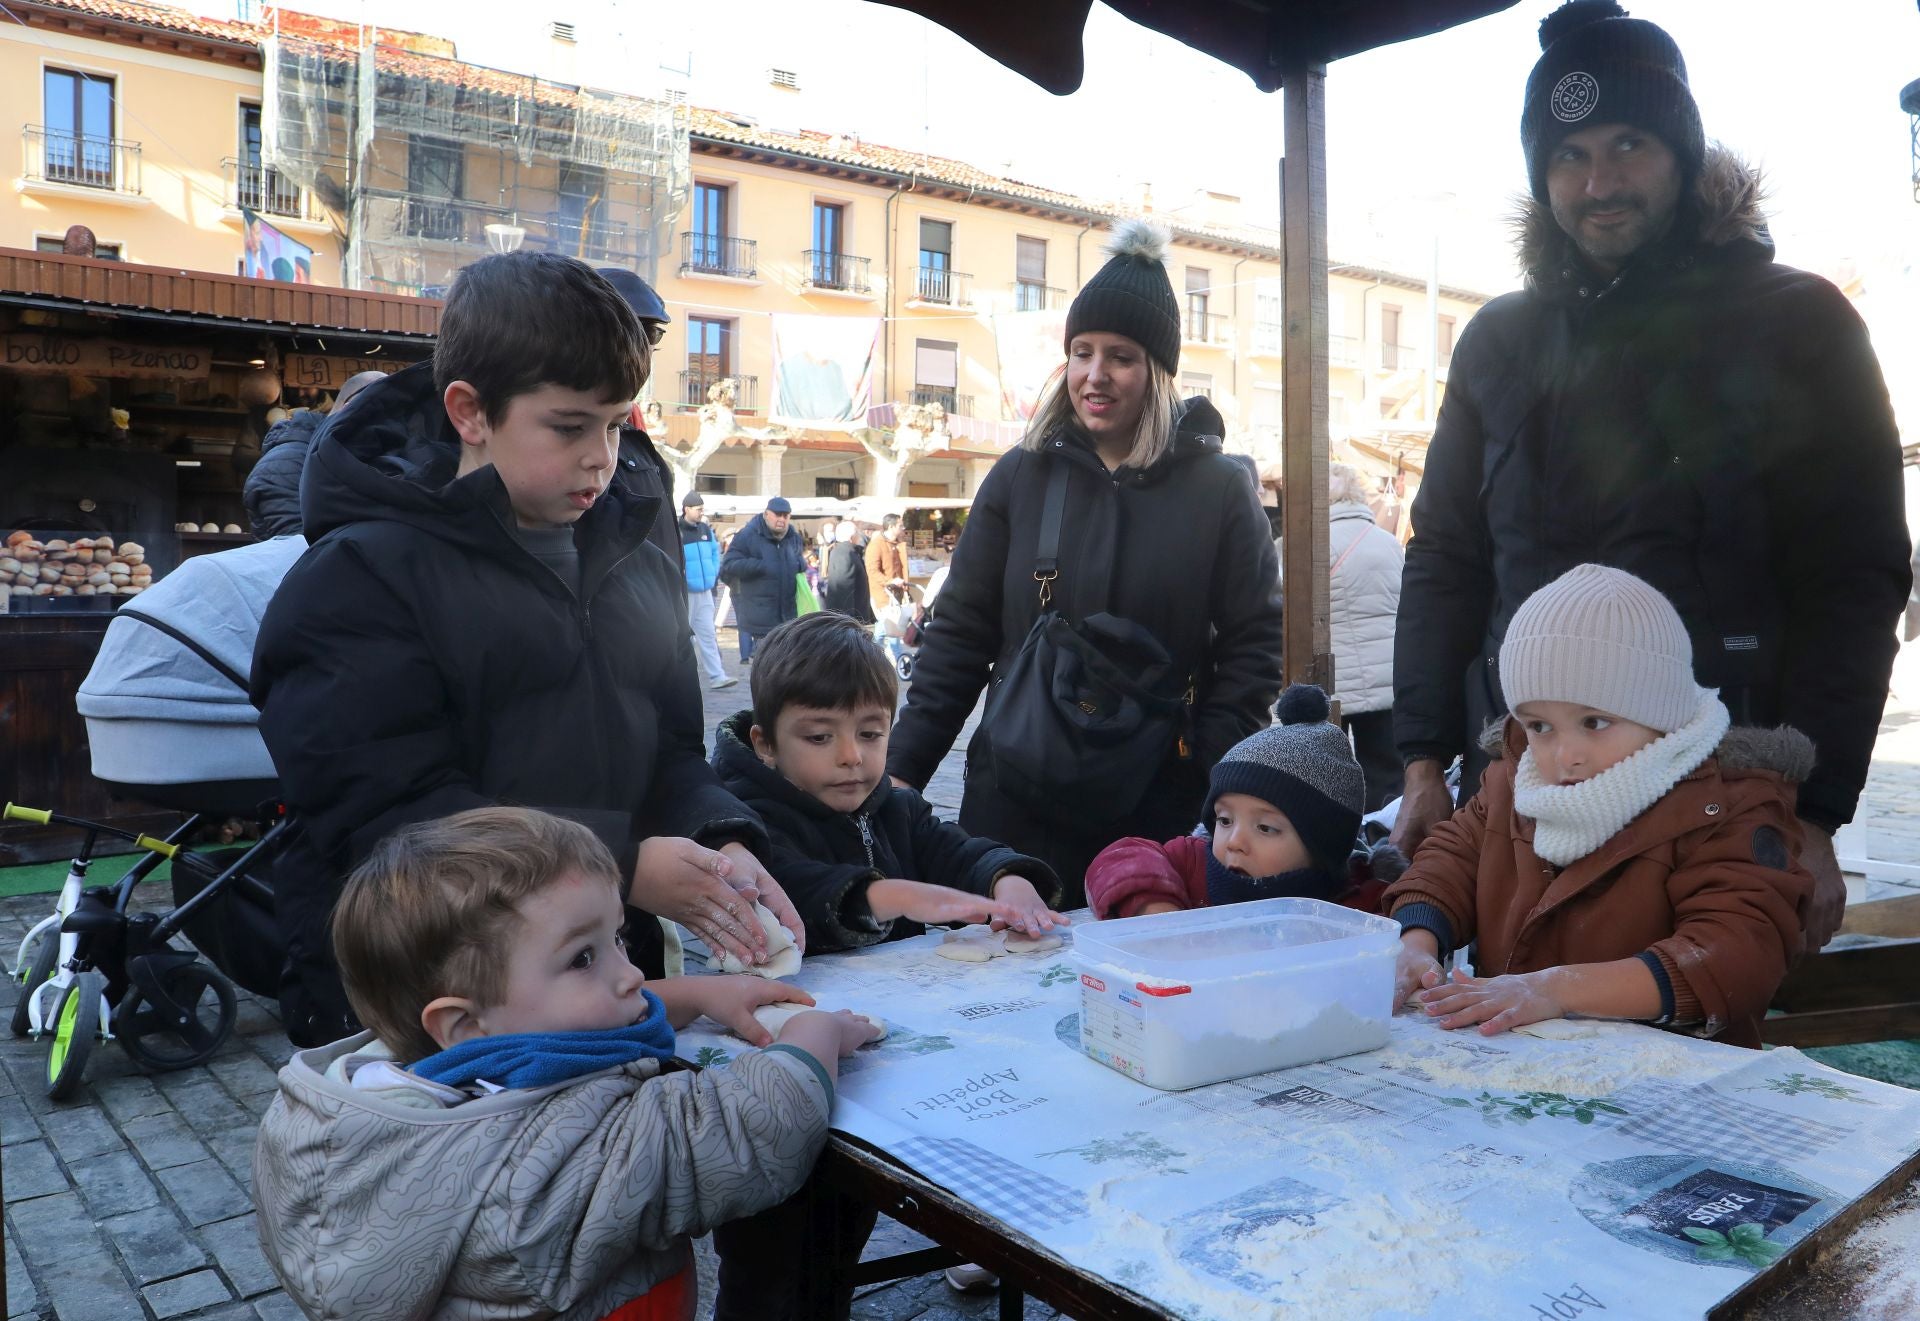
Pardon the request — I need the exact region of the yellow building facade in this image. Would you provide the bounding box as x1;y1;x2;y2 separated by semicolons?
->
0;0;1493;507
0;2;339;282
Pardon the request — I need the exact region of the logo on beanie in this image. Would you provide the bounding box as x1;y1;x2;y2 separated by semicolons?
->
1550;71;1600;123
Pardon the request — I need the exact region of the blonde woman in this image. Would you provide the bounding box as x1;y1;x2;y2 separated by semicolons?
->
887;220;1283;903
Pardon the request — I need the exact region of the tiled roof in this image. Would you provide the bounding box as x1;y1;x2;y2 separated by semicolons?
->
17;0;257;45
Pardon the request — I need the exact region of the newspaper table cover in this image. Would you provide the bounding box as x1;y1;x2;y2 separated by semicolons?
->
675;923;1920;1320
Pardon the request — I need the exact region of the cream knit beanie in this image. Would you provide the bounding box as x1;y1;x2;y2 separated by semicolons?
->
1499;564;1705;733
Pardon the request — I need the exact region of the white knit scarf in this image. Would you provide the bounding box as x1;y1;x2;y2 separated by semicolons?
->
1511;694;1732;867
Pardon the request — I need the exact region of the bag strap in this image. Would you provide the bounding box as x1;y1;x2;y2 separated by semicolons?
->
1033;457;1070;608
1329;523;1366;578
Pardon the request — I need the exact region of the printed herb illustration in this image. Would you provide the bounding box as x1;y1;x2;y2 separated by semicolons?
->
1038;1130;1190;1175
1683;1222;1785;1268
1741;1072;1872;1104
897;1032;955;1055
1440;1090;1628;1126
693;1046;732;1068
1039;963;1077;988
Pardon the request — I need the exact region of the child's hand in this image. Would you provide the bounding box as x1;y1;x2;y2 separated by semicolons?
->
775;1009;884;1073
867;878;1027;930
695;976;816;1047
987;875;1070;936
1418;968;1563;1035
1394;931;1444;1011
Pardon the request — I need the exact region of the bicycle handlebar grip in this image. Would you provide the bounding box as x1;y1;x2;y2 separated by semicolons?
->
134;835;180;859
2;804;51;824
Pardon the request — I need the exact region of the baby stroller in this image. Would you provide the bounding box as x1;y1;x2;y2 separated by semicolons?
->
9;537;302;1098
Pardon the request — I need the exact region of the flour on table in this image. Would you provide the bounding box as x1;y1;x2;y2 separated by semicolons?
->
935;926;1002;962
750;1001;887;1042
1379;1017;1702;1095
705;902;802;978
1510;1018;1605;1040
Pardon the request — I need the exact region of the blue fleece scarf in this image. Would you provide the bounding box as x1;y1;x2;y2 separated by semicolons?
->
409;989;676;1091
1204;850;1339;908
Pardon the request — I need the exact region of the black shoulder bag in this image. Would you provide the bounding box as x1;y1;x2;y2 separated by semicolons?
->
979;458;1190;824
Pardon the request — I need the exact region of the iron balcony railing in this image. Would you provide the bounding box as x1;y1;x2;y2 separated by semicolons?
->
221;157;321;222
1013;281;1066;312
1329;334;1362;368
1253;321;1285;357
914;265;971;306
1184;310;1230;345
680;232;757;279
1380;341;1418;371
908;388;970;416
804;248;871;294
25;126;140;193
540;212;649;265
681;371;759;412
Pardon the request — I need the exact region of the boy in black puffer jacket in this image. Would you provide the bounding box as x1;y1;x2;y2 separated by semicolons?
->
712;612;1067;953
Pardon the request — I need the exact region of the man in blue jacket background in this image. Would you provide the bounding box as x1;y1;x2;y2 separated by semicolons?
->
679;490;735;689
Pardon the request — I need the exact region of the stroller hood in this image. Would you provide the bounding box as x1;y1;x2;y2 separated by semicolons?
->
78;535;308;724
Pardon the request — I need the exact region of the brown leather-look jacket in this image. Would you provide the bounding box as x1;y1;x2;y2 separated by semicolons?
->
1385;719;1815;1048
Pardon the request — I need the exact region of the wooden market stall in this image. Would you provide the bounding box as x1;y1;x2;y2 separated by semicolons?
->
0;248;439;863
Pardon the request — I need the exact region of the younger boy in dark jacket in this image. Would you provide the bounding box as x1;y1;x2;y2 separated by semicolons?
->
253;253;798;1047
713;612;1067;952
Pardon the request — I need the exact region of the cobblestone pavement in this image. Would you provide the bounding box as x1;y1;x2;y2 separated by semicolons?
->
9;625;1920;1320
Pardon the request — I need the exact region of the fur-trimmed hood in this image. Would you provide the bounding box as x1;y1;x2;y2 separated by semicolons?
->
1513;143;1771;290
1481;715;1815;783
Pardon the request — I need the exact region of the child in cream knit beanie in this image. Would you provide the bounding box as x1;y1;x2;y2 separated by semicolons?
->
1379;564;1813;1048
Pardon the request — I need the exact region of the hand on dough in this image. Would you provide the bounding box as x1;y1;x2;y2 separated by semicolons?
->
751;1001;888;1044
987;874;1071;937
688;976;816;1047
706;902;804;979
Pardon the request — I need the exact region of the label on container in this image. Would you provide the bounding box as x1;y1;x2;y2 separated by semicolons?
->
1080;979;1148;1083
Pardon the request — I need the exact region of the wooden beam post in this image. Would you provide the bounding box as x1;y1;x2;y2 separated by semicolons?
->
1281;64;1333;693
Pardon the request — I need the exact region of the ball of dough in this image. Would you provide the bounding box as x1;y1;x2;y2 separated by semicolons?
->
1002;930;1063;955
751;1002;887;1043
705;901;802;979
935;926;1002;962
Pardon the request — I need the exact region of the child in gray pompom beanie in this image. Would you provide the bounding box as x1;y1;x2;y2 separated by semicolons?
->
1380;564;1814;1049
1084;684;1405;919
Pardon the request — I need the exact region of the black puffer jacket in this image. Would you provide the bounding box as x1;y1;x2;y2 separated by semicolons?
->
887;397;1283;902
617;422;683;567
719;514;805;635
820;540;874;622
712;712;1059;952
1395;148;1909;832
251;362;765;1045
242;410;325;537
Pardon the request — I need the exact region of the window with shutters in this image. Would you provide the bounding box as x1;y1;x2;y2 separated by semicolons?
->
1015;236;1050;310
913;339;960;413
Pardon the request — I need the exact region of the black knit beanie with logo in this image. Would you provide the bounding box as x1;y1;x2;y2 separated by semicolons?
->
1520;0;1704;203
1064;218;1182;376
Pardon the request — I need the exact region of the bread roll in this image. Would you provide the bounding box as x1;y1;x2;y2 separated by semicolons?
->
221;524;243;535
4;531;29;548
13;572;33;587
15;547;39;563
120;553;145;567
94;536;114;551
75;584;95;596
38;566;61;583
73;538;95;550
121;584;144;595
50;585;71;597
9;585;29;596
75;548;95;563
87;571;111;586
118;542;144;557
48;550;75;563
0;558;18;575
43;539;69;551
32;584;52;596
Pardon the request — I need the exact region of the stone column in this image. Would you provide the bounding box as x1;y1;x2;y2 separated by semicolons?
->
754;443;788;501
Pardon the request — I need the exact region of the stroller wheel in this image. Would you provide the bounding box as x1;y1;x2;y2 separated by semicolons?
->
46;970;106;1100
114;963;237;1073
896;652;914;682
11;931;59;1038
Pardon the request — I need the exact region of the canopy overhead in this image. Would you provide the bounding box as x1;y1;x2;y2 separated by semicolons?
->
869;0;1519;94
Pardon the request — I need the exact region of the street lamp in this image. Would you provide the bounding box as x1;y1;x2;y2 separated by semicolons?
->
484;222;526;254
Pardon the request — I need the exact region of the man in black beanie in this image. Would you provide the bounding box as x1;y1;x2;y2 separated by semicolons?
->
1390;0;1909;953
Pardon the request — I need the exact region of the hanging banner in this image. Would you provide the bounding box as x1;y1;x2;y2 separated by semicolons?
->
241;207;313;284
771;313;879;430
992;308;1069;422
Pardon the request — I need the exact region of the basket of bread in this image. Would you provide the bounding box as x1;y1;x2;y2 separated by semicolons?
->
3;530;152;608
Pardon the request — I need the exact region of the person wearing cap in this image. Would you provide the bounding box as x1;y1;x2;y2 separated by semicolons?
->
1085;684;1405;921
678;490;736;689
1387;564;1814;1049
886;218;1284;904
1391;0;1908;953
719;495;804;664
596;267;683;568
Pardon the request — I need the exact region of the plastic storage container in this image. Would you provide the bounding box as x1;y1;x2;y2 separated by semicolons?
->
1071;897;1398;1091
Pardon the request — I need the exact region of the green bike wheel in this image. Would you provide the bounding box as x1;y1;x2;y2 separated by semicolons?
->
45;971;104;1101
10;931;59;1038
